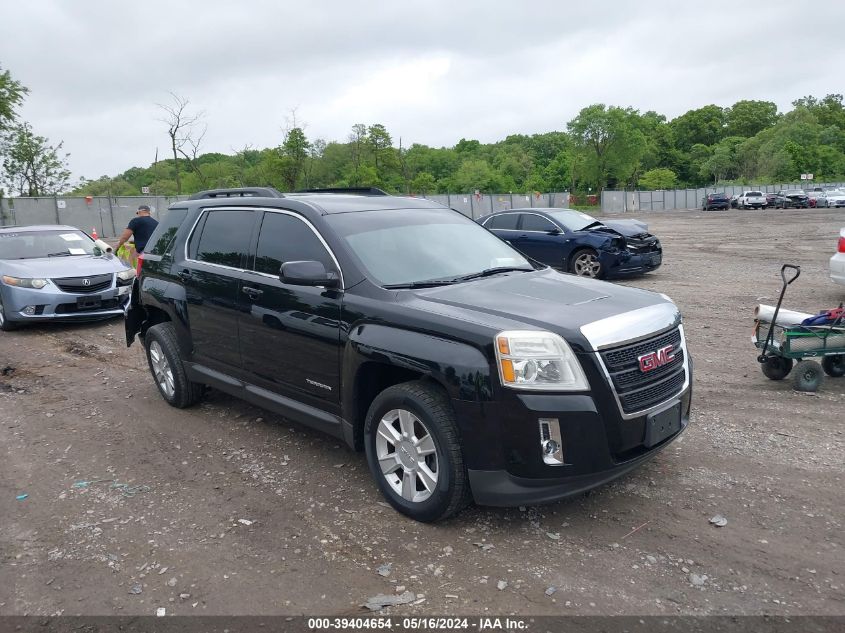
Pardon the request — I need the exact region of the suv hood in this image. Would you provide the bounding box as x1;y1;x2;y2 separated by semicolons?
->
402;268;676;352
0;255;128;278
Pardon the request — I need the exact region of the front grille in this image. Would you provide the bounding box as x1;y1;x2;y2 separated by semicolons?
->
55;298;122;314
600;327;687;415
52;274;113;294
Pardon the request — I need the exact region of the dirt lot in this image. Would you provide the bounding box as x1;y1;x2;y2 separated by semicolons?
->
1;208;843;617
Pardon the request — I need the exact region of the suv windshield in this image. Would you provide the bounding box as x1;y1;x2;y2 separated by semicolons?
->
0;229;96;260
746;191;763;197
546;210;602;232
325;208;531;286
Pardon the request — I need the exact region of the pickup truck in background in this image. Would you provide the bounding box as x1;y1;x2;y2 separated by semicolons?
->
737;191;767;209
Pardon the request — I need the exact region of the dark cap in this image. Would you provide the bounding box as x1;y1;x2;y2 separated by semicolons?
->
138;204;151;212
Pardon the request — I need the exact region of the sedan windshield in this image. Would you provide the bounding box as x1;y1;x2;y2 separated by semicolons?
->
0;229;96;260
546;210;602;232
325;208;532;286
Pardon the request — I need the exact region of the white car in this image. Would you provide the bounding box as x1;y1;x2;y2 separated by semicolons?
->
832;227;845;287
738;191;767;209
826;190;845;208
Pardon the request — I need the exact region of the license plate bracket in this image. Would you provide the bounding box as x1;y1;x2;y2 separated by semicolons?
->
76;296;102;310
644;401;681;447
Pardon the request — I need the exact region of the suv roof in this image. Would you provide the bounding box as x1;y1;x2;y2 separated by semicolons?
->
182;188;446;215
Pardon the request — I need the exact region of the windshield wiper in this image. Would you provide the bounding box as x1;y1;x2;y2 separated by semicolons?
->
46;251;72;257
453;266;534;282
383;279;459;289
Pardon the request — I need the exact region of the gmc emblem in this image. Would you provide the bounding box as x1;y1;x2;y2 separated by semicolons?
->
638;344;675;372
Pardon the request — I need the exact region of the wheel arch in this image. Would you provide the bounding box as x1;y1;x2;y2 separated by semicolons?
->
341;324;494;451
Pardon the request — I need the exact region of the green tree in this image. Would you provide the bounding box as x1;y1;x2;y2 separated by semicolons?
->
638;168;677;190
726;100;778;138
0;65;28;131
1;121;72;196
670;105;726;151
567;104;646;189
410;171;436;194
279;126;311;190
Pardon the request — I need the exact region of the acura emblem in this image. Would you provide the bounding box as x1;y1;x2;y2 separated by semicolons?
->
82;278;91;286
638;344;675;373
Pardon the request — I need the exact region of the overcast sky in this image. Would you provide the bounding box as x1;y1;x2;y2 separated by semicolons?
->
3;0;844;182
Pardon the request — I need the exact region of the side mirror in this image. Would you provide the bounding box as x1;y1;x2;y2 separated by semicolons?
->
280;260;339;288
546;228;562;235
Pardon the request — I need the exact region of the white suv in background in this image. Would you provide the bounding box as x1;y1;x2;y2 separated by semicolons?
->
738;191;767;209
832;227;845;287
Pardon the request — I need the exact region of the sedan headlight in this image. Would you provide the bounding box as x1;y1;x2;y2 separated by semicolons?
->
1;275;48;289
116;268;136;281
495;330;589;391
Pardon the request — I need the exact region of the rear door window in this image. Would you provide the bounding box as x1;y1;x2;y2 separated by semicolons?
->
190;209;255;268
520;214;557;232
487;214;519;230
252;211;337;276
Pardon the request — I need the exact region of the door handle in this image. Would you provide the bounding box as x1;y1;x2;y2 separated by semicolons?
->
242;286;263;299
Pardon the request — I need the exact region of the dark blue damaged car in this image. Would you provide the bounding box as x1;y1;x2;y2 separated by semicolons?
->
477;208;662;279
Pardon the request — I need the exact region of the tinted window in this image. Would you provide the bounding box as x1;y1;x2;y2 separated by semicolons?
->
253;212;336;276
191;209;254;268
747;191;763;197
487;214;519;230
147;208;188;256
521;214;557;232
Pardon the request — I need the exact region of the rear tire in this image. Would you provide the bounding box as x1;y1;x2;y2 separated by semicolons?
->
0;296;19;331
821;355;845;378
761;356;793;380
792;360;824;392
143;322;204;408
364;381;471;522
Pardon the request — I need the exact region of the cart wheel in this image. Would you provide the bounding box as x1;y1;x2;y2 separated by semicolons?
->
761;356;793;380
792;360;824;392
821;355;845;378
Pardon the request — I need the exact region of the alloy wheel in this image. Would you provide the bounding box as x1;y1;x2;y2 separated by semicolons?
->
375;408;439;503
149;340;175;399
573;252;601;277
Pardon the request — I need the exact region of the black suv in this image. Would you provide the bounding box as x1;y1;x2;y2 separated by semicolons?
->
126;188;693;522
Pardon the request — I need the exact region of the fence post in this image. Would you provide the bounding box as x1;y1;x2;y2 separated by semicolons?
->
469;194;474;218
53;194;61;224
106;195;117;237
446;192;451;209
489;195;494;214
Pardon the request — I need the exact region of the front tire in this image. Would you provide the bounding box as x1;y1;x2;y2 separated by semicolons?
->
144;323;204;408
570;248;603;278
0;295;19;331
792;360;824;392
364;381;471;522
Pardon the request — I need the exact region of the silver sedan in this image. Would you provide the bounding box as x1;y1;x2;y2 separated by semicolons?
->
0;225;135;331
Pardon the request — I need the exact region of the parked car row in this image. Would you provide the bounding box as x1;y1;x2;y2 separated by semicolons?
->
715;188;845;210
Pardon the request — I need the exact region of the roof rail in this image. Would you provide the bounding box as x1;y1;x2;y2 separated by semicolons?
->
295;187;388;196
189;187;284;200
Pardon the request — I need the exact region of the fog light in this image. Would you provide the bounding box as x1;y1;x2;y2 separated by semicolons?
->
538;418;565;465
22;305;37;315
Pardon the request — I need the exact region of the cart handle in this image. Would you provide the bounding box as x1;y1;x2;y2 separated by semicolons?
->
781;264;800;285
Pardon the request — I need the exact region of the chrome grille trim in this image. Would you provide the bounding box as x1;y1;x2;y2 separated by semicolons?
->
592;324;690;420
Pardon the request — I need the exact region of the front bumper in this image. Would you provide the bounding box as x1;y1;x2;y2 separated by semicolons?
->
461;362;693;506
602;249;663;277
0;282;130;322
831;252;845;287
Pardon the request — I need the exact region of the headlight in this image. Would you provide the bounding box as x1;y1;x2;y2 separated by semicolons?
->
2;275;48;289
495;330;589;391
116;268;136;281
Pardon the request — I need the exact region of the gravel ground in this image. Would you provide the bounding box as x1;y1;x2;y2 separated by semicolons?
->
1;208;843;617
